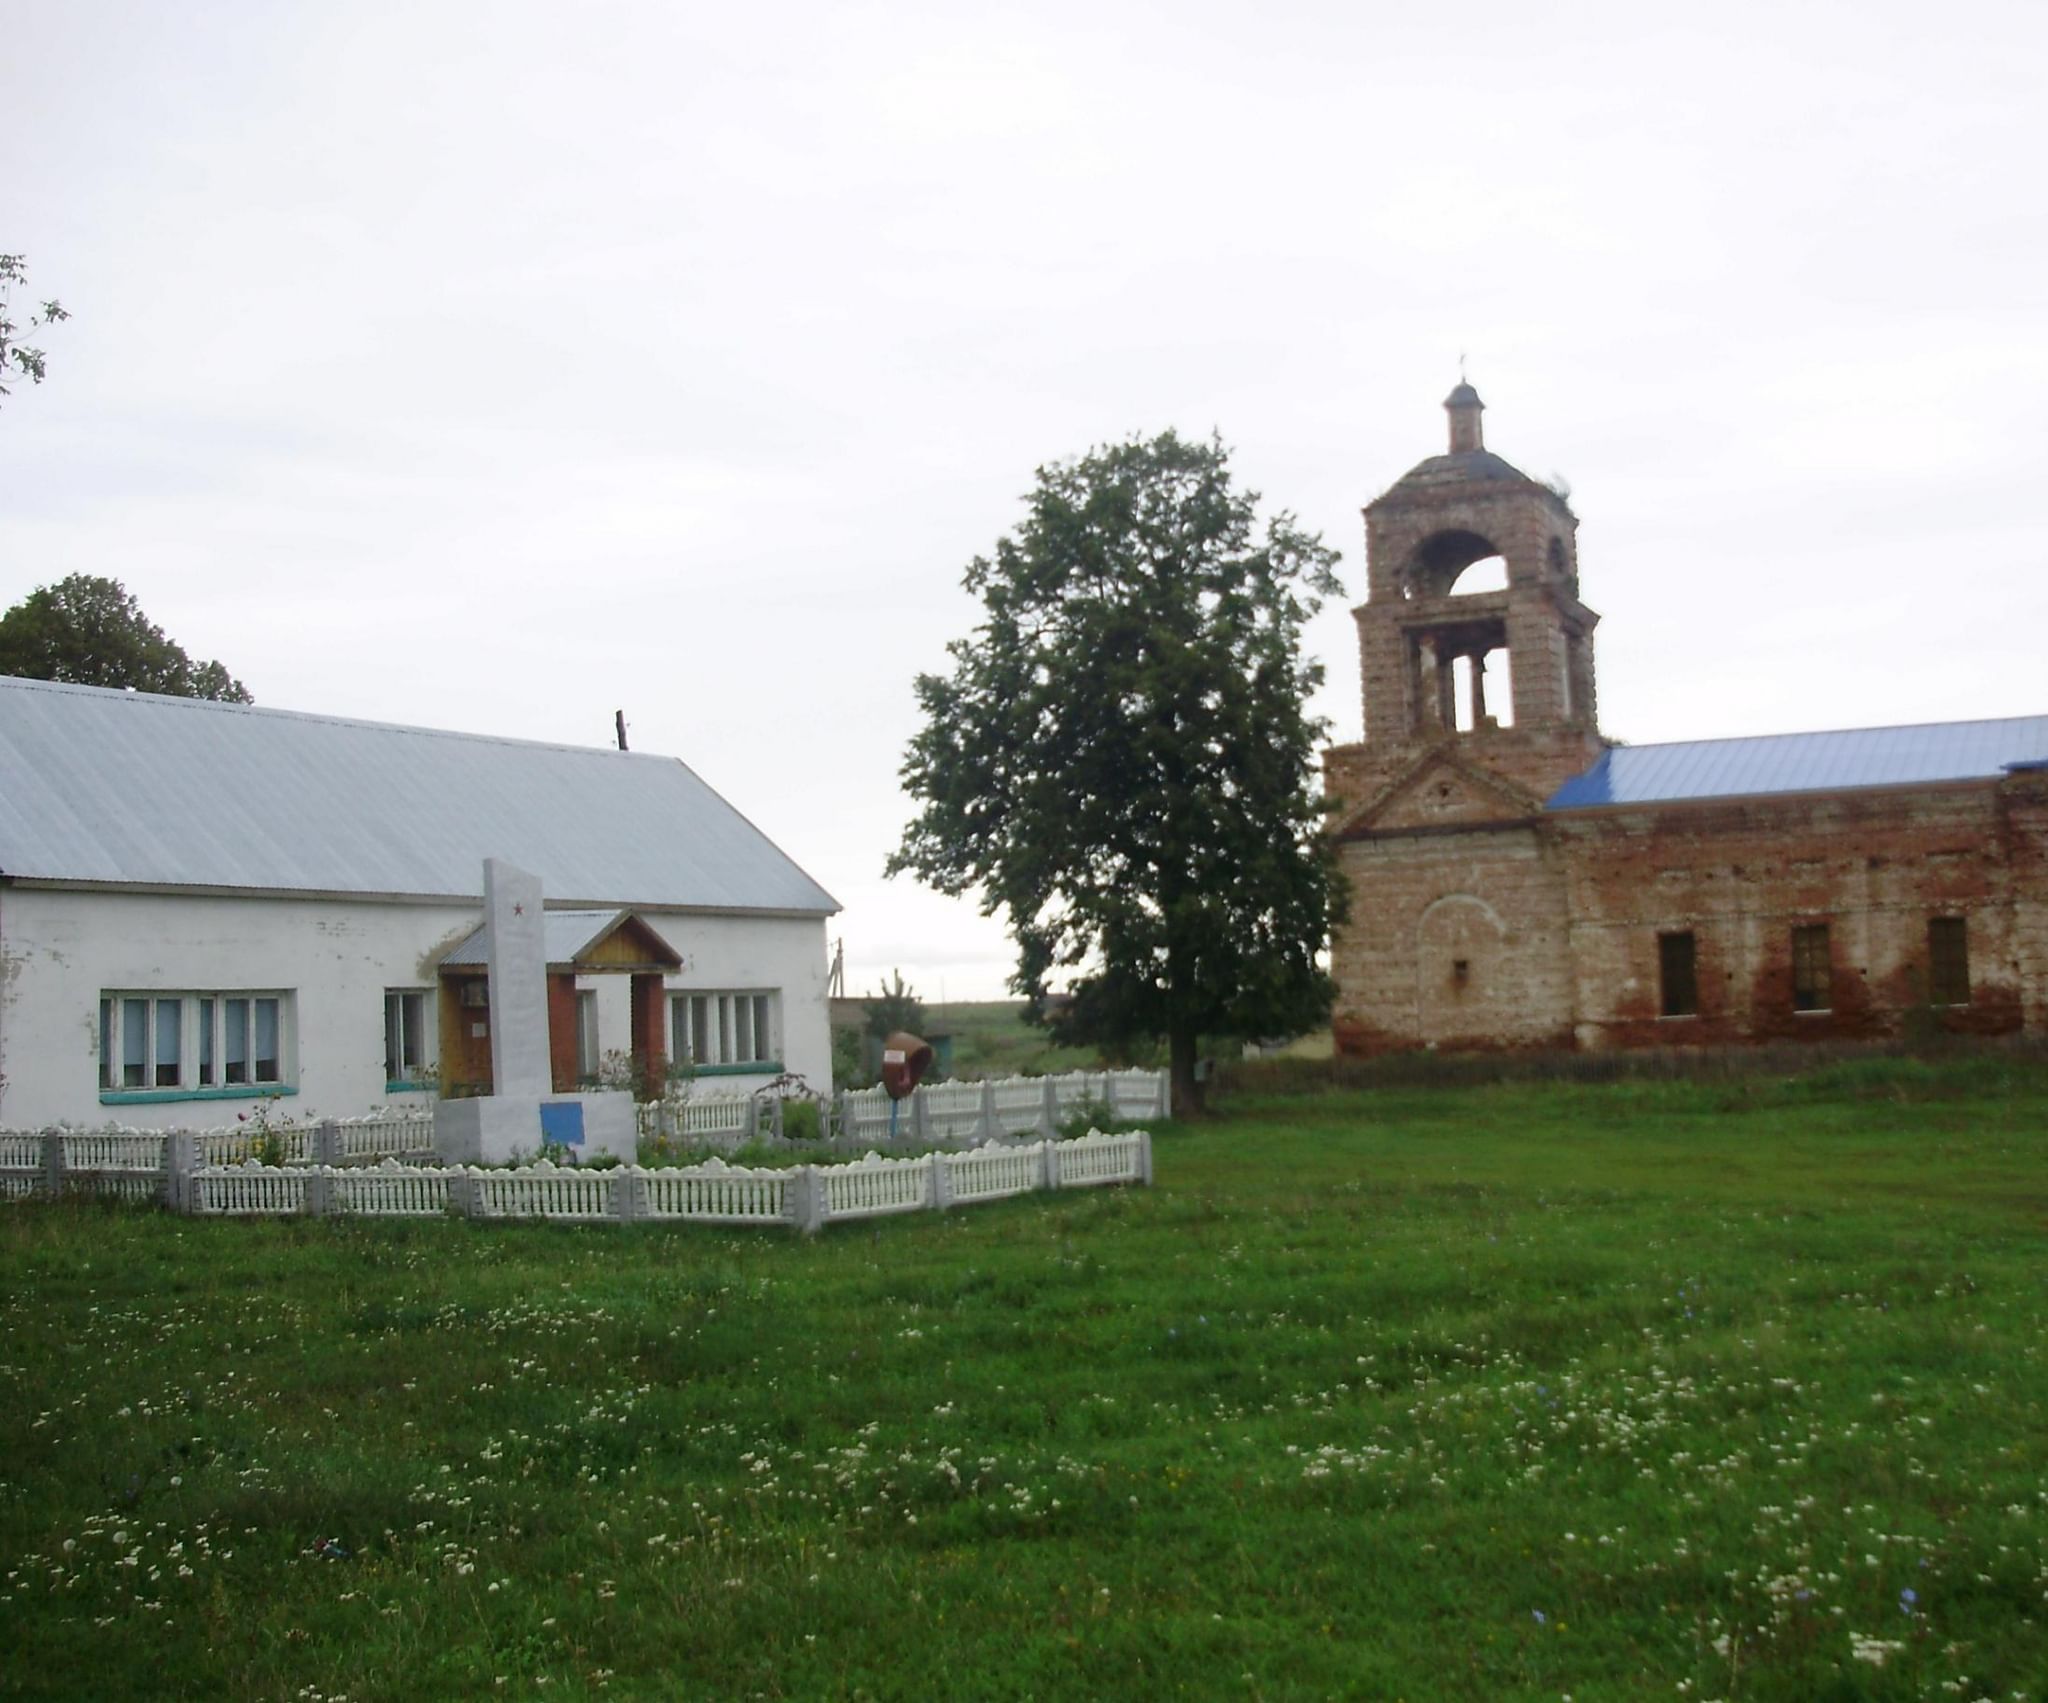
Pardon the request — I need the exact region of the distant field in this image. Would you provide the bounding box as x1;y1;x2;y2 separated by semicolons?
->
4;1056;2046;1700
925;1000;1106;1079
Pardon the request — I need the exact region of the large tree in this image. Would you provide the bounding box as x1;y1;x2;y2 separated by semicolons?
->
0;575;252;701
888;430;1346;1114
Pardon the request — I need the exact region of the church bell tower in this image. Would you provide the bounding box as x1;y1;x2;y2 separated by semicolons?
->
1344;383;1604;803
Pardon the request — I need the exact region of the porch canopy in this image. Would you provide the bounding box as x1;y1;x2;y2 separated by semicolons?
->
438;909;682;1095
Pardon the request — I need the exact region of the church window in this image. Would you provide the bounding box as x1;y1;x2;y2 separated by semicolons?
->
1927;917;1970;1006
1658;932;1698;1018
1790;925;1831;1012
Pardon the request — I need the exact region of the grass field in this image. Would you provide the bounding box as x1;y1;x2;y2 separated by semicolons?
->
3;1055;2046;1701
924;1001;1105;1080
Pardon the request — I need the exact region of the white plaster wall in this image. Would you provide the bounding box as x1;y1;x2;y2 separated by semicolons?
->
0;886;832;1130
586;908;832;1099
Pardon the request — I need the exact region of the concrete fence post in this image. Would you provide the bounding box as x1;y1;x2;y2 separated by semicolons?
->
1040;1078;1059;1139
832;1092;850;1149
1044;1137;1062;1192
313;1119;342;1168
928;1150;953;1211
911;1089;931;1148
1154;1069;1171;1121
979;1080;996;1145
162;1129;197;1213
613;1168;648;1224
1138;1128;1154;1187
305;1168;335;1217
771;1096;785;1141
788;1166;826;1236
42;1129;65;1200
447;1169;481;1219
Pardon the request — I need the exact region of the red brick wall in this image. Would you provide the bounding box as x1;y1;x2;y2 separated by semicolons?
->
1329;775;2047;1056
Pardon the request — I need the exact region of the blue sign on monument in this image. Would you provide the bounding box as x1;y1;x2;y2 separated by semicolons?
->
538;1101;586;1147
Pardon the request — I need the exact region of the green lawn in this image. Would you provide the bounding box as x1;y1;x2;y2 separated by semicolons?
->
3;1055;2046;1700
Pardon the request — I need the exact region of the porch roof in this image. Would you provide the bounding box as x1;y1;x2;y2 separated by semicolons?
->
439;908;683;972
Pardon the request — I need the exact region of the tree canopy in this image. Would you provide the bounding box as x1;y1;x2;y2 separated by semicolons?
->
888;430;1346;1113
0;576;253;702
0;255;68;404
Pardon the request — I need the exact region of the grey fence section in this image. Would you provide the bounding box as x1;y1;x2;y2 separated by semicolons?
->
829;1068;1168;1150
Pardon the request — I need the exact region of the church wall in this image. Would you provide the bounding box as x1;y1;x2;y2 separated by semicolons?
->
1553;784;2036;1049
1331;824;1577;1055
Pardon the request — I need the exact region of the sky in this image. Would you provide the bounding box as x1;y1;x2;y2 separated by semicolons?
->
4;0;2044;1004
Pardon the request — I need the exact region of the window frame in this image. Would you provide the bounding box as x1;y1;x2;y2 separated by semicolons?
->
575;988;600;1085
383;988;435;1091
1657;930;1699;1019
1790;924;1832;1014
669;988;780;1074
1927;916;1970;1008
98;989;297;1104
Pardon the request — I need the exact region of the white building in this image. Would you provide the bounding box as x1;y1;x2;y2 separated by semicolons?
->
0;676;840;1129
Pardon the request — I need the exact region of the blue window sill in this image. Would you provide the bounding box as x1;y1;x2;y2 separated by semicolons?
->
101;1084;299;1106
384;1080;435;1095
692;1061;783;1078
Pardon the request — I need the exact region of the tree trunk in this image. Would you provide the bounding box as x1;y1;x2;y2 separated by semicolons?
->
1168;1025;1206;1119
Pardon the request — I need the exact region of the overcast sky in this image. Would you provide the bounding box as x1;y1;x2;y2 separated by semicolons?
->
5;0;2044;1003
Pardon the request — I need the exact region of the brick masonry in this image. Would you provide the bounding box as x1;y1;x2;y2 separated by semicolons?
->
1325;389;2048;1055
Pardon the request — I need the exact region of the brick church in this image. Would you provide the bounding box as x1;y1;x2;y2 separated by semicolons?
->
1324;385;2048;1054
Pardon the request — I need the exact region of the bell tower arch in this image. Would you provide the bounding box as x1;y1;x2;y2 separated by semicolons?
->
1350;383;1602;797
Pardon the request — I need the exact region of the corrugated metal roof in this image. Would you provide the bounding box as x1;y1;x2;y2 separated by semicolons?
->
0;676;840;912
1546;715;2048;810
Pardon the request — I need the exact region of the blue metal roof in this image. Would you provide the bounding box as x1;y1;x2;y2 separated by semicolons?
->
0;675;840;913
1547;715;2048;810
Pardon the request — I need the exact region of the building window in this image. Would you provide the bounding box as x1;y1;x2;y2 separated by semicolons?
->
1790;925;1831;1013
1927;916;1970;1007
670;990;777;1069
1658;931;1698;1018
99;991;293;1097
384;989;432;1087
575;990;600;1083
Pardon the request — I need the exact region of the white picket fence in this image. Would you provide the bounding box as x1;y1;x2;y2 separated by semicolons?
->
0;1069;1167;1211
170;1130;1150;1233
